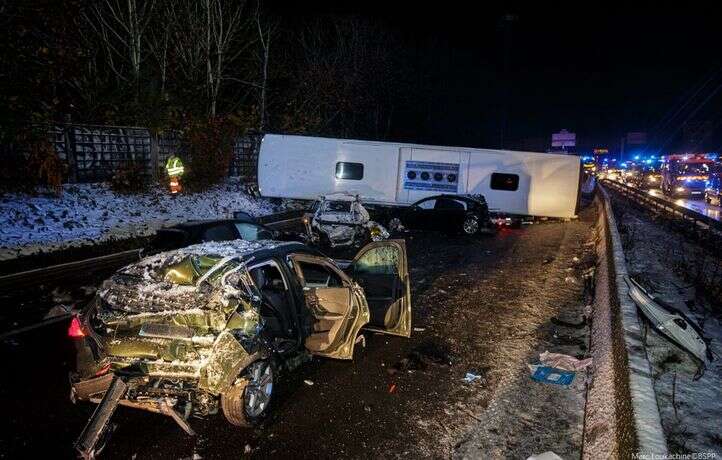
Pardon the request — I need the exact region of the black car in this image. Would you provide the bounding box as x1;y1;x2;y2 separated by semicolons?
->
150;215;283;252
389;194;493;235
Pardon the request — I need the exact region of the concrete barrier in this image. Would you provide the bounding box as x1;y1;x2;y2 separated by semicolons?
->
582;186;667;458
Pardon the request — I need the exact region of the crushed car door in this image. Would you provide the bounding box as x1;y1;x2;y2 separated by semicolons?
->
289;254;370;360
348;240;411;337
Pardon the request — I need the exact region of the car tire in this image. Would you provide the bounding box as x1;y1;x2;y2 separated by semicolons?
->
462;215;480;235
221;360;275;427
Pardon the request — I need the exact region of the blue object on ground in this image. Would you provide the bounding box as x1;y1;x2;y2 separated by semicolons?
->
529;365;575;386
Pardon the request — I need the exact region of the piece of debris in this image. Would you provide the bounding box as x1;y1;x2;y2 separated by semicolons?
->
413;327;426;332
539;351;592;371
625;276;712;364
304;379;314;386
462;372;483;383
528;365;575;386
388;383;397;394
527;451;564;460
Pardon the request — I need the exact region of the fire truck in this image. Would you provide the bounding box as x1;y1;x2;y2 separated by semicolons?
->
661;154;714;198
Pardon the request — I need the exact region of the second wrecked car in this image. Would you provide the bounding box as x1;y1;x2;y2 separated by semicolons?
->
70;239;411;457
303;192;389;249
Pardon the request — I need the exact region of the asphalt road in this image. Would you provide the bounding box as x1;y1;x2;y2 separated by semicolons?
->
0;204;596;459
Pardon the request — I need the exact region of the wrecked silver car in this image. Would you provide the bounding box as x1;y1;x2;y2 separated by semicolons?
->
303;193;389;249
69;239;411;457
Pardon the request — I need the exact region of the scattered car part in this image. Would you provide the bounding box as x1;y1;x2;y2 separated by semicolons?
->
625;276;712;365
75;376;127;460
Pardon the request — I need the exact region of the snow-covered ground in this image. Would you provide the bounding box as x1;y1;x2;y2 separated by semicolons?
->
0;179;285;261
615;205;722;454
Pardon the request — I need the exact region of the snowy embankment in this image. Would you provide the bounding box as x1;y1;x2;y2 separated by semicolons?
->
0;179;283;261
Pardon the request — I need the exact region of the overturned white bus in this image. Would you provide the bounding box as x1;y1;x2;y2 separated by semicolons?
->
257;134;582;218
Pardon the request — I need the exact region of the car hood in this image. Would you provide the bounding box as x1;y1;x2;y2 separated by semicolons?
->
98;239;290;317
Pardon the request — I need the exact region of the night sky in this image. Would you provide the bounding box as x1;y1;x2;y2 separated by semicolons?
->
279;2;722;152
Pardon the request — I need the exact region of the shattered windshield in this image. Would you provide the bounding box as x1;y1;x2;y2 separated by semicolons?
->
322;201;352;213
164;255;241;286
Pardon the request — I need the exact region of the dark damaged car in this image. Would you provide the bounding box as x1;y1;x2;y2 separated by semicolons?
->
69;239;411;457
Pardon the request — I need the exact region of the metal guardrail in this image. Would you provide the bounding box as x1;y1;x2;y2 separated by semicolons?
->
0;249;143;293
0;211;306;294
602;179;722;248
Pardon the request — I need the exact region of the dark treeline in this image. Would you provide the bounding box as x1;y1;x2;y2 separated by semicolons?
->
0;0;429;141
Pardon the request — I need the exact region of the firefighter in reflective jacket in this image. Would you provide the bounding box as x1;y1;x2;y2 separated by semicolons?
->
165;155;184;194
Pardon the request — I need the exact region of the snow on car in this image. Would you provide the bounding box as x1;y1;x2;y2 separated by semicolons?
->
69;238;411;458
303;193;389;249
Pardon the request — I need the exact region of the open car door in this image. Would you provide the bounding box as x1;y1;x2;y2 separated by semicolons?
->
348;240;411;337
288;253;370;360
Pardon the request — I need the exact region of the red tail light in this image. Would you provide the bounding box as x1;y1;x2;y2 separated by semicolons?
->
68;316;85;338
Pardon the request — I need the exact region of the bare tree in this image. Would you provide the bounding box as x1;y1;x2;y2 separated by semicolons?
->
254;1;276;130
82;0;155;88
165;0;250;117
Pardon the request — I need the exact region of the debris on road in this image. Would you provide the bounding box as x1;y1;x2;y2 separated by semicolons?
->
304;380;314;386
539;351;592;372
528;365;575;386
527;451;564;460
625;276;712;365
388;383;397;394
462;372;484;384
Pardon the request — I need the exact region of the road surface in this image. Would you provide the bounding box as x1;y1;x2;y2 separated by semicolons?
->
0;204;597;459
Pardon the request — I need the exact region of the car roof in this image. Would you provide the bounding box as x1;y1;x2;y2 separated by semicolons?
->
412;194;479;204
159;217;258;232
319;192;359;202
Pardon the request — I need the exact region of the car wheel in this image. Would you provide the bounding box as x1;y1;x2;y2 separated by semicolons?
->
221;360;275;427
462;215;480;235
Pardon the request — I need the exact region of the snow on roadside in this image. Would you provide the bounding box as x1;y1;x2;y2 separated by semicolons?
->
617;209;722;454
0;178;284;261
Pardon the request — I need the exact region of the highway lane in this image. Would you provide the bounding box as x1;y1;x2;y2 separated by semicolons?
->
645;188;722;222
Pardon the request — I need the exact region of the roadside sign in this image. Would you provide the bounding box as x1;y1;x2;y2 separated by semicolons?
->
552;130;576;148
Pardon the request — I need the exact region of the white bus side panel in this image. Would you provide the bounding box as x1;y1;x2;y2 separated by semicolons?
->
258;135;399;202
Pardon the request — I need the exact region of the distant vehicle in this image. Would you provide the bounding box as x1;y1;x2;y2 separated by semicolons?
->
661;154;713;198
150;216;284;252
303;193;389;249
70;239;412;458
388;194;494;235
630;166;661;189
599;168;622;182
258;134;582;218
705;169;721;206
